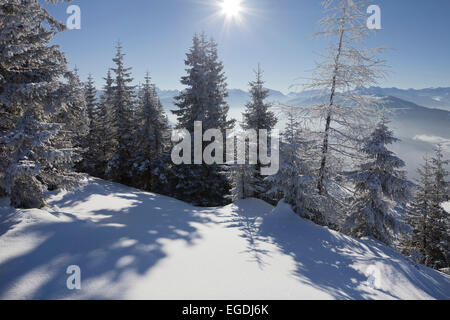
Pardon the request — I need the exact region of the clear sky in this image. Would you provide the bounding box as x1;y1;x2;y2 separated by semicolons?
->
43;0;450;93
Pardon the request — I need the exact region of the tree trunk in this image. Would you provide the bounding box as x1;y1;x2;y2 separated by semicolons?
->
317;13;346;195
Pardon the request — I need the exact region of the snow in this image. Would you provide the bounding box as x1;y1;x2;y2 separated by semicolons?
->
0;178;449;300
443;201;450;214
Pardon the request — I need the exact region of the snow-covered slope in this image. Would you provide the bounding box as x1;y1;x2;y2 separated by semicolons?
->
0;179;449;300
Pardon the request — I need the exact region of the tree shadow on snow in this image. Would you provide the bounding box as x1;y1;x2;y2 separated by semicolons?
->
219;200;274;270
222;199;449;300
256;209;450;300
0;179;212;300
0;199;21;238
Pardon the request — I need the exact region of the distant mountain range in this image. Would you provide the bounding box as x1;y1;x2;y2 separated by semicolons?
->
156;86;450;110
157;86;450;139
355;87;450;111
154;86;450;179
155;86;450;117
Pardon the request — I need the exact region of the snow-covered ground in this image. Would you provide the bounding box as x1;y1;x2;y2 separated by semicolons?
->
0;178;449;300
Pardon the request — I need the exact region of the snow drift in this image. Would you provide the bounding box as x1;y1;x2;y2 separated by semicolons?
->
0;178;449;300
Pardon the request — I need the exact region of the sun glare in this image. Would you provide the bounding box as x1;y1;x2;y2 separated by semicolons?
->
220;0;243;19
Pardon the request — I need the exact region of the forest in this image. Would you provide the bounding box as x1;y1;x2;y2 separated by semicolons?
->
0;0;448;281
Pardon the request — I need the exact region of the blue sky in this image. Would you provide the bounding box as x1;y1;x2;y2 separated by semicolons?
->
43;0;450;93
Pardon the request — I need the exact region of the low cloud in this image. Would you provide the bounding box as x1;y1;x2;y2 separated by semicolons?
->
413;135;450;152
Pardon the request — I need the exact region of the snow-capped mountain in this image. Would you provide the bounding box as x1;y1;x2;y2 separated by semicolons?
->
154;86;449;179
355;87;450;111
154;86;450;112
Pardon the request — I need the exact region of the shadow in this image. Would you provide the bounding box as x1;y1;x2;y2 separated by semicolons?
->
1;184;449;300
218;200;274;270
216;200;399;299
256;205;450;300
0;199;21;237
0;179;212;300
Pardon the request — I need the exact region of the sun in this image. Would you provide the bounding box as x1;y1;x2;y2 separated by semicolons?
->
220;0;243;19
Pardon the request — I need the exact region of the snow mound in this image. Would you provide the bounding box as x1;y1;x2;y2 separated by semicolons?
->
0;178;449;300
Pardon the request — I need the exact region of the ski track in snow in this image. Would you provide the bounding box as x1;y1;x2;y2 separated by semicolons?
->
0;178;449;300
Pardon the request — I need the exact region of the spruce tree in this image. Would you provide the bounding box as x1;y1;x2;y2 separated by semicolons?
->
49;67;88;189
173;33;208;132
171;33;233;206
431;144;450;203
97;70;118;178
132;72;171;192
229;163;257;201
240;65;278;199
205;37;235;131
0;0;80;208
400;158;433;265
427;146;449;268
81;74;100;175
343;120;409;244
108;42;136;184
402;149;449;269
60;67;88;150
266;107;317;218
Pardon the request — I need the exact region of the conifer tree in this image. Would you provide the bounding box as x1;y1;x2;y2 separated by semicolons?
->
431;145;450;203
81;74;100;175
266;107;317;218
401;149;449;269
96;70;118;178
205;37;235;131
132;72;171;192
427;146;449;268
49;67;88;189
171;33;233;206
400;158;433;265
240;65;278;199
343;120;409;244
60;67;88;149
0;0;80;208
173;33;208;132
108;42;136;184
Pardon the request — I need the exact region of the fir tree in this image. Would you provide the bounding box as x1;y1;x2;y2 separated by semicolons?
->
171;33;234;206
343;120;409;244
81;74;100;175
401;149;449;269
240;65;278;199
0;0;80;208
50;67;88;188
266;107;318;219
427;146;449;268
229;164;257;201
400;158;433;265
173;33;234;132
205;37;235;131
108;42;136;184
96;69;118;178
430;144;450;203
173;33;208;132
132;72;171;192
60;67;88;149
